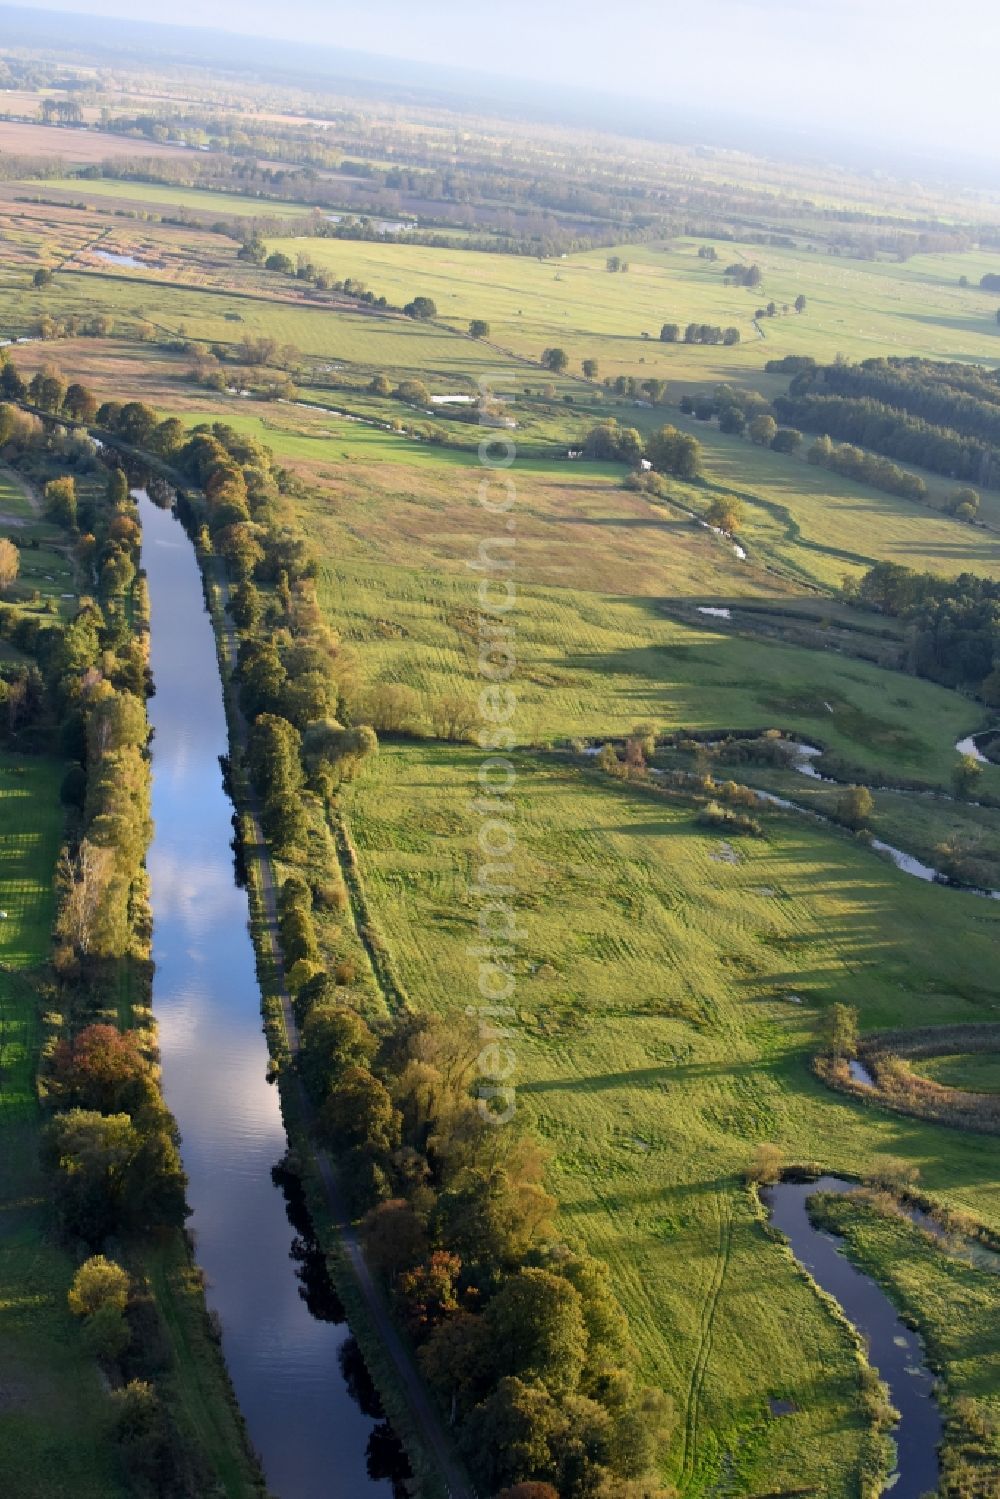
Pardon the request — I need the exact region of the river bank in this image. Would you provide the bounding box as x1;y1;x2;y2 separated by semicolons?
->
139;489;424;1498
765;1177;941;1499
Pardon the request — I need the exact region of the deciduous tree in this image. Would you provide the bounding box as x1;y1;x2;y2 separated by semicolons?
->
0;537;18;592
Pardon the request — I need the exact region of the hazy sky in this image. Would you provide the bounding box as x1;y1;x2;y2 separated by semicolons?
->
15;0;998;159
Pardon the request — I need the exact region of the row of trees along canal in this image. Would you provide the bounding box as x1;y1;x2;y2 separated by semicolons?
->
0;407;266;1496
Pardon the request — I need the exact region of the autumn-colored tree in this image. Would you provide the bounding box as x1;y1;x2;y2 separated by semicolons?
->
52;1024;156;1115
0;537;18;592
952;753;982;798
836;784;874;829
68;1255;130;1318
706;494;744;533
397;1250;463;1335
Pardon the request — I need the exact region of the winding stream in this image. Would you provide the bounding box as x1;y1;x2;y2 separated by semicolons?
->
766;1178;942;1498
139;490;402;1498
756;740;1000;896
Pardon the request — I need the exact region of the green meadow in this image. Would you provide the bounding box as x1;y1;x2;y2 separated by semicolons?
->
264;232;1000;385
913;1052;1000;1093
8;269;532;378
316;554;983;779
232;411;991;784
814;1193;1000;1475
181;387;1000;595
340;742;1000;1493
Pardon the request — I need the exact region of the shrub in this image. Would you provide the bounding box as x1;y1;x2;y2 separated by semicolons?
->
746;1142;784;1185
68;1255;130;1318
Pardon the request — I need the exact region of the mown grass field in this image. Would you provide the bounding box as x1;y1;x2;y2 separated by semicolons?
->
5;152;1000;1494
316;553;984;777
340;742;1000;1493
279;423;988;785
0;752;128;1499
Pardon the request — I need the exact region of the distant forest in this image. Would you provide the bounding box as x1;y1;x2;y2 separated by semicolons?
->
775;358;1000;487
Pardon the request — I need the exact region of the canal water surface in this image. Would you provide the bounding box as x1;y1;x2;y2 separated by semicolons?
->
140;490;401;1498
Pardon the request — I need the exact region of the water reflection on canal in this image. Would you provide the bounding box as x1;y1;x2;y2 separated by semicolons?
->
139;488;405;1498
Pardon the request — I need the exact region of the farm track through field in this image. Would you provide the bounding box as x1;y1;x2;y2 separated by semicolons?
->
331;809;412;1012
680;1190;734;1492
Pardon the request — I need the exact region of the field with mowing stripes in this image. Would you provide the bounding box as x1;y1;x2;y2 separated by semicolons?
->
340;743;1000;1493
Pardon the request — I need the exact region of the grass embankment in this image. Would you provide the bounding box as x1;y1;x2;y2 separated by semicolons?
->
339;742;1000;1493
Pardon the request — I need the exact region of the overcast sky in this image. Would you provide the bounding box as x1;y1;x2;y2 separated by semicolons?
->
15;0;998;159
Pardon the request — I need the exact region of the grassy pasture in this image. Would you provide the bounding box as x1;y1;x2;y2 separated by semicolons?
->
252;419;988;782
340;742;1000;1492
913;1053;1000;1094
0;753;128;1499
318;546;981;769
2;269;533;379
264;232;1000;387
169;390;1000;591
665;414;1000;584
180;405;788;599
721;760;1000;881
150;379;1000;615
3;143;1000;1493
